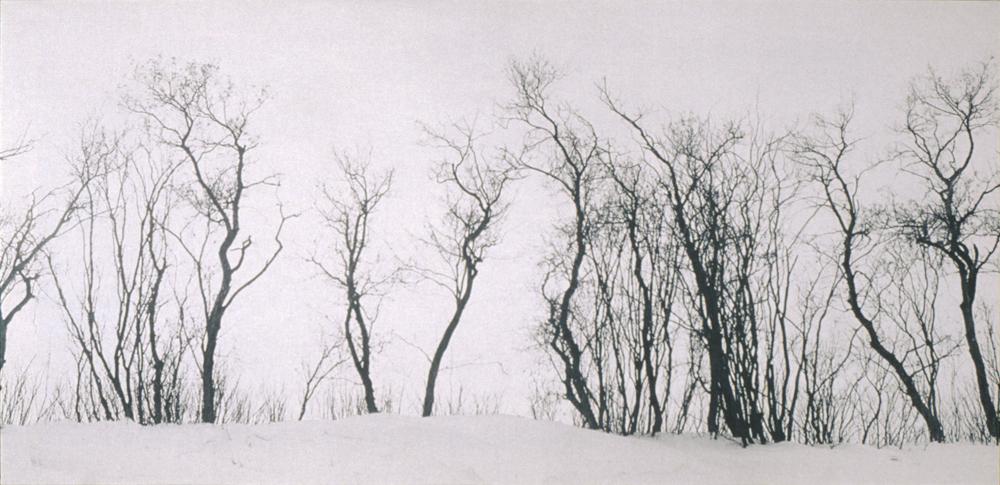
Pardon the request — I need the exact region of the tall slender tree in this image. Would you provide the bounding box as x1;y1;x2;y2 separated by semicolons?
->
505;58;607;429
125;59;292;423
419;123;514;417
894;61;1000;440
311;153;394;414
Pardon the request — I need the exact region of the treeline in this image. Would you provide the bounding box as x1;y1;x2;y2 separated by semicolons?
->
0;57;997;447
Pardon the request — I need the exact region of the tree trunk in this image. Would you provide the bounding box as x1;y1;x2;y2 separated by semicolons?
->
0;318;8;377
200;316;221;423
422;284;474;417
957;268;999;440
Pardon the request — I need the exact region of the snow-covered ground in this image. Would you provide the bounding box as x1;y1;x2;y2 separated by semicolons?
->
1;415;996;485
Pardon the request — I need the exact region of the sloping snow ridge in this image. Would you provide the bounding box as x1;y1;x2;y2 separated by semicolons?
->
1;414;996;485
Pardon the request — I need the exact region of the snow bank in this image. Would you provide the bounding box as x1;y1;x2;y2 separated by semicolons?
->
1;415;996;485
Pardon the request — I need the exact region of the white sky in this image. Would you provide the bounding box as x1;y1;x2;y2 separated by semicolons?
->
2;1;999;415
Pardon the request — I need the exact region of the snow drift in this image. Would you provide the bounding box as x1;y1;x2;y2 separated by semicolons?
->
1;415;996;485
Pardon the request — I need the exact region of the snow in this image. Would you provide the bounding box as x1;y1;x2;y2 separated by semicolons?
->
1;415;996;485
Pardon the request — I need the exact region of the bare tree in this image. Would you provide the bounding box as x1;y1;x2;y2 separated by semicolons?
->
602;160;682;435
310;153;393;414
124;59;293;423
792;109;947;442
297;337;344;420
605;102;742;441
418;123;515;417
791;265;856;445
606;89;804;444
893;61;1000;440
48;128;191;424
505;58;607;429
557;158;683;436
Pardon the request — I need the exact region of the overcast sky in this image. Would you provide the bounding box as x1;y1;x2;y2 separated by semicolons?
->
2;1;998;414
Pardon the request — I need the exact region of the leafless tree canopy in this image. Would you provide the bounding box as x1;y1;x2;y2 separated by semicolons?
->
2;55;997;447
